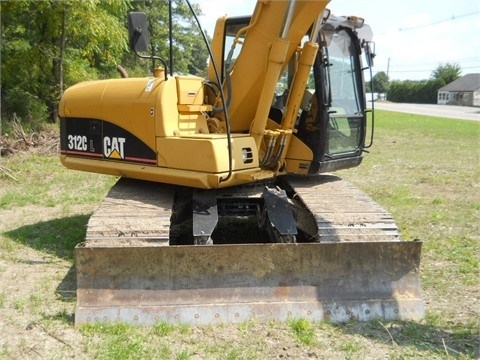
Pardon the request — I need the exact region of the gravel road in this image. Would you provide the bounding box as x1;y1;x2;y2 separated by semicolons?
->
371;102;480;121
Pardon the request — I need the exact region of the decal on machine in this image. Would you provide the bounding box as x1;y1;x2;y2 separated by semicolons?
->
103;136;126;159
67;134;88;152
60;118;157;165
145;79;155;92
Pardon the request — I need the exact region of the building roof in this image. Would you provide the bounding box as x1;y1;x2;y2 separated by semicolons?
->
438;73;480;92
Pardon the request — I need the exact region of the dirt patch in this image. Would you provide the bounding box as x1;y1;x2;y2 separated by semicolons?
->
0;203;94;358
1;125;59;183
0;126;93;357
0;124;59;158
0;245;82;358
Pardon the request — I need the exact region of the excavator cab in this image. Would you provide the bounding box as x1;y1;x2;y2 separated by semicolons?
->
280;22;372;175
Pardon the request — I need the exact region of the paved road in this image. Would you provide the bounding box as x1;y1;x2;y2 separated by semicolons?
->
370;102;480;121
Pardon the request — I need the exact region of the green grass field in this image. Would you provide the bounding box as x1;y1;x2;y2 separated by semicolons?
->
0;110;478;359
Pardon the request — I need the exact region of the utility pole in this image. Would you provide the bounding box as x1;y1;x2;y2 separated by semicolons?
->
387;57;390;78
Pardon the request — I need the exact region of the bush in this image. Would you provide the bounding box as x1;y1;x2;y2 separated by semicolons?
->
388;78;445;104
1;88;48;132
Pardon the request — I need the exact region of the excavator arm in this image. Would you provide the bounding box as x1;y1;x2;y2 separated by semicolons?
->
207;1;330;171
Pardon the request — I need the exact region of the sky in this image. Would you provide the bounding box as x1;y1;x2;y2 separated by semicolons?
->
197;0;480;81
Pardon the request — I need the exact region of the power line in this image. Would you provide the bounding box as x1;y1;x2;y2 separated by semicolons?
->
388;69;439;74
462;65;480;70
379;64;480;73
389;57;479;68
386;62;479;72
399;11;479;32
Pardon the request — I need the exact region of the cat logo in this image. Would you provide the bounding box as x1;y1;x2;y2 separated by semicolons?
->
103;136;126;159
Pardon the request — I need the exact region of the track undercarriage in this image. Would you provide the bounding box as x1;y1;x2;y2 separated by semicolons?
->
75;175;424;326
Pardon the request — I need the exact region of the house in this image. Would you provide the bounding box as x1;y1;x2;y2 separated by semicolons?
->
437;73;480;107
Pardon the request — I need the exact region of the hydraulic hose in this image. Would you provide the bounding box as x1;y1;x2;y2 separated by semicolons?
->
184;0;233;182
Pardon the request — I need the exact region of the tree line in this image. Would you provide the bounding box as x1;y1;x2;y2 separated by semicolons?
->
1;0;464;135
369;63;462;103
0;0;208;134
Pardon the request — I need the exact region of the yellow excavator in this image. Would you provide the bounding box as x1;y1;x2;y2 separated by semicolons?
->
59;0;424;325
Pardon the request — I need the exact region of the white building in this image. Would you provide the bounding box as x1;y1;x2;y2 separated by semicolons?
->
437;73;480;107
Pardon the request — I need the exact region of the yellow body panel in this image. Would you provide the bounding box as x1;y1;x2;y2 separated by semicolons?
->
59;73;272;189
60;153;268;189
60;81;103;119
175;76;205;105
285;136;314;175
60;77;163;151
156;134;259;173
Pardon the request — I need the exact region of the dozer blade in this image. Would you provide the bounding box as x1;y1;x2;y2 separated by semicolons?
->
75;241;424;325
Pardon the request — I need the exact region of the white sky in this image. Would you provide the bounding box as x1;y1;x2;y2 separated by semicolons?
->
197;0;480;81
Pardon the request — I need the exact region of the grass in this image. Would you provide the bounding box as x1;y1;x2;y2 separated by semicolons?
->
80;323;195;359
339;111;479;291
0;293;5;309
288;318;316;345
4;215;91;261
0;155;115;210
341;338;364;358
0;110;479;359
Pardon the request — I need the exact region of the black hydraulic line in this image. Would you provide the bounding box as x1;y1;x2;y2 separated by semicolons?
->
184;0;233;183
364;62;375;149
132;27;168;81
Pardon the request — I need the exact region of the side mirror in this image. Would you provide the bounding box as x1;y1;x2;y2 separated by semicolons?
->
128;12;149;53
364;41;375;67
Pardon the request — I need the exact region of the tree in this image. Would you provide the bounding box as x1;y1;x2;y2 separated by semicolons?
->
431;63;461;85
1;0;211;127
372;71;389;94
1;0;129;124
